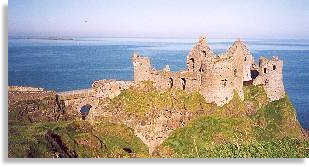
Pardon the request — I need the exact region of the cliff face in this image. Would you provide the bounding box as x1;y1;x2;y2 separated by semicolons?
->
8;83;308;158
87;82;305;155
8;87;76;123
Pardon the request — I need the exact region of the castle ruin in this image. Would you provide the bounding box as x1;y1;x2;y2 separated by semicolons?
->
51;35;286;114
8;36;287;153
132;36;285;106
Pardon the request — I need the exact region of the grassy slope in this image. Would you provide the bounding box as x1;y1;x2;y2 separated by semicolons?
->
155;85;308;158
8;120;149;158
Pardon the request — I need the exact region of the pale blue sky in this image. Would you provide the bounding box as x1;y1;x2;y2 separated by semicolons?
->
8;0;309;39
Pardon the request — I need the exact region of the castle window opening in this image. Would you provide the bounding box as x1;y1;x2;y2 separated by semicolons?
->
199;64;205;72
264;79;269;85
273;65;276;70
234;69;237;77
168;77;173;88
251;69;259;79
189;58;195;70
221;79;227;86
264;68;267;74
244;57;247;61
181;78;186;90
202;50;206;56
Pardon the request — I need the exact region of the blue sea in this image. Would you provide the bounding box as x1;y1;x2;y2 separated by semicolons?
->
8;37;309;129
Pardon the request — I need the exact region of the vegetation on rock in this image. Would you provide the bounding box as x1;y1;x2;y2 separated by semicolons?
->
154;85;307;158
111;81;213;116
8;120;149;158
8;83;308;158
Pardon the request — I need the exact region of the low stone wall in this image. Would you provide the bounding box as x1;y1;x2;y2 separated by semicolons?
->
57;89;94;101
8;90;56;108
8;86;44;92
54;80;134;120
92;80;134;99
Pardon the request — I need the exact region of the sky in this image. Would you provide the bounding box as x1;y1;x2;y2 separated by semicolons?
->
8;0;309;39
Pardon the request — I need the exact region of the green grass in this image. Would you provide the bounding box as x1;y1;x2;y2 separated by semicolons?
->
244;84;269;109
155;115;254;157
154;85;306;158
8;120;149;158
251;95;303;141
214;91;247;117
157;138;309;158
111;81;213;116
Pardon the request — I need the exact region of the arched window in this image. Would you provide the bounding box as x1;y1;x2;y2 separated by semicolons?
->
273;65;276;70
234;69;237;77
264;68;267;74
244;57;247;61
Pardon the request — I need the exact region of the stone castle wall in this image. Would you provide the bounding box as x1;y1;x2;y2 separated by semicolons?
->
253;56;285;101
132;36;285;106
92;80;134;99
16;36;285;120
9;36;285;109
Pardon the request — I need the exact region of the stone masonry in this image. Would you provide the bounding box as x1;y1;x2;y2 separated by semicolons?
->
132;36;285;106
57;36;285;110
253;56;285;101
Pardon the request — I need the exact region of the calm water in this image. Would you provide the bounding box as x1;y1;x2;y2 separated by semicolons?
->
8;37;309;129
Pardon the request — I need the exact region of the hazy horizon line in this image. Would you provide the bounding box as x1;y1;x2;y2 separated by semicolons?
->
8;34;309;41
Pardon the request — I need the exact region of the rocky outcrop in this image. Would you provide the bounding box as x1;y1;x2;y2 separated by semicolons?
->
88;103;205;153
8;88;76;123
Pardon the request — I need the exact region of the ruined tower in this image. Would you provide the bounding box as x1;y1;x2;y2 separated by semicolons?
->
197;39;244;105
132;52;152;82
233;40;255;82
186;36;215;73
253;56;285;101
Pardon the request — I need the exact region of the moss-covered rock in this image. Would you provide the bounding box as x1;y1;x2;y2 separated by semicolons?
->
155;115;254;157
8;120;149;158
110;82;213;116
154;85;306;158
8;83;307;158
251;95;303;141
